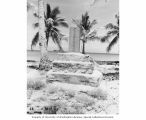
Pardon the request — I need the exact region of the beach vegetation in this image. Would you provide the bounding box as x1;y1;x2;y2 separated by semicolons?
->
43;100;67;114
75;93;95;106
27;79;46;90
101;14;119;52
47;85;59;94
87;89;107;100
31;4;69;52
57;107;83;114
73;12;99;54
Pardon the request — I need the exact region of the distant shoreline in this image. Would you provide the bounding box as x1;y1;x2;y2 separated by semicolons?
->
27;50;119;62
27;50;119;55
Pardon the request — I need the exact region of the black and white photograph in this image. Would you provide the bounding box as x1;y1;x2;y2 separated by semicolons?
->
2;0;146;119
27;0;119;115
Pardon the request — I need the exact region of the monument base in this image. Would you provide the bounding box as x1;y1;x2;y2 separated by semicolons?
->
46;53;103;87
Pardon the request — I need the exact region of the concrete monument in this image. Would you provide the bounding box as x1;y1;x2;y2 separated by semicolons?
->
69;27;80;52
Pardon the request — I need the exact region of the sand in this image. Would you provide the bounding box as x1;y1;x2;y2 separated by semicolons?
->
27;61;119;114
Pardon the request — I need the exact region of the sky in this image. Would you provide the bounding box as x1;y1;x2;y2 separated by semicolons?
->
27;0;119;53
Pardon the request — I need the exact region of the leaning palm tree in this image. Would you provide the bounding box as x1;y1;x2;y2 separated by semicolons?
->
31;4;68;52
101;14;119;52
73;12;98;54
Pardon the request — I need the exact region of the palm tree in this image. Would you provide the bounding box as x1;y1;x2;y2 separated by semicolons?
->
101;14;119;52
31;3;69;52
38;0;47;56
73;12;98;54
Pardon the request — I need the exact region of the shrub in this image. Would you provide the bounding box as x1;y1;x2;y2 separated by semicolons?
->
87;89;107;100
75;94;95;106
57;107;83;114
36;96;47;102
27;80;46;90
27;90;33;99
43;100;67;114
47;86;59;94
64;90;75;98
70;103;84;114
39;55;52;71
43;105;59;114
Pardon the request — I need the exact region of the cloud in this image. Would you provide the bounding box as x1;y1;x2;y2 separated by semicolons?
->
90;0;108;6
27;2;34;11
27;0;38;11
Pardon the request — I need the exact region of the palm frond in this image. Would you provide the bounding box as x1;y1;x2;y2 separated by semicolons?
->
45;31;50;46
81;12;90;30
55;37;63;51
46;4;51;18
101;13;119;51
52;27;60;33
72;11;97;44
105;23;118;30
100;35;111;42
50;7;60;19
31;32;39;50
50;28;59;43
107;34;119;52
58;33;66;42
107;30;118;36
115;14;119;26
72;19;81;28
61;36;68;41
51;31;63;51
86;30;97;38
50;32;56;44
55;18;68;27
86;30;100;41
50;27;64;51
58;21;69;28
55;18;66;22
87;36;100;41
89;20;97;29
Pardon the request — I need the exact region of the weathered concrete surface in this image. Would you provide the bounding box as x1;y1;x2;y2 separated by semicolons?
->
52;60;94;74
46;53;103;87
69;27;80;52
38;52;96;71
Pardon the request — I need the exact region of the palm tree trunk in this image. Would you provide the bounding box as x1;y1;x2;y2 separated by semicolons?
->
82;41;85;54
56;39;64;52
57;44;64;52
38;0;47;56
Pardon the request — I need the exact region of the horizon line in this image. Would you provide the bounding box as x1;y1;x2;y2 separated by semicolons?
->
27;49;119;55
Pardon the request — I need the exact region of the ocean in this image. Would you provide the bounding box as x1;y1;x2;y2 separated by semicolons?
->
27;50;119;62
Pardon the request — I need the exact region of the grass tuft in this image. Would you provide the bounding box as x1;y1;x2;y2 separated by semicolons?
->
75;94;95;106
87;89;107;100
27;80;46;90
47;86;59;94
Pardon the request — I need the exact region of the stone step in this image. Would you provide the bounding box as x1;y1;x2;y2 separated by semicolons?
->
39;52;98;71
52;53;95;62
45;53;103;87
52;60;94;74
53;60;93;65
47;82;96;92
46;69;103;87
